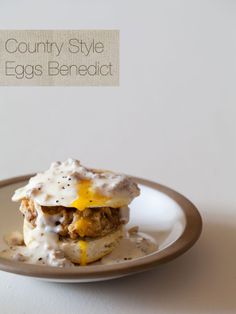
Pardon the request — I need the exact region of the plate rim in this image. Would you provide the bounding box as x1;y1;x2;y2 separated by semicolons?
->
0;174;202;280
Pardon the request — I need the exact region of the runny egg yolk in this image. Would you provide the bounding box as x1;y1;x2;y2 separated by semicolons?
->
70;180;110;211
75;218;91;237
79;240;87;266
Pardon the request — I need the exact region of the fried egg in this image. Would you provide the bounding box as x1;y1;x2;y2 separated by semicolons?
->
12;158;140;210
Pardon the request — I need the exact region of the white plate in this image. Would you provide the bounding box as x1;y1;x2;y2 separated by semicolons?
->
0;175;202;282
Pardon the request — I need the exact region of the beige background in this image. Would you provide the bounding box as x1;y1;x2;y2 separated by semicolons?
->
0;0;236;313
0;30;119;86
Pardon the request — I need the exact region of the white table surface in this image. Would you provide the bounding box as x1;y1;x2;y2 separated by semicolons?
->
0;1;235;313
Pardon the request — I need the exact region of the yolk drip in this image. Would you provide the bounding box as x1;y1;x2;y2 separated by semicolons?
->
70;180;110;211
75;218;92;237
79;240;87;266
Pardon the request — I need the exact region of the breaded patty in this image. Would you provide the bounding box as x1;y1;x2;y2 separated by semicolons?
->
20;199;122;239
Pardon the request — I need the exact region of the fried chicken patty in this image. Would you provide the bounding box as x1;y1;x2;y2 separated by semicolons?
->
20;199;122;239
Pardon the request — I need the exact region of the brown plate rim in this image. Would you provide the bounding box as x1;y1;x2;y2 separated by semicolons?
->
0;174;202;280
